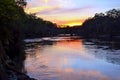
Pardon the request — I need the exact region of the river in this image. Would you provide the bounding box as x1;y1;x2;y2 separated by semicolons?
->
24;36;120;80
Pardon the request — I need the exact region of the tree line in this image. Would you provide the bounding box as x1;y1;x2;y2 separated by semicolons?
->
0;0;57;79
0;0;57;63
76;9;120;39
46;8;120;39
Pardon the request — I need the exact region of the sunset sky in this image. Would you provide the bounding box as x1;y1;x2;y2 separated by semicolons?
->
25;0;120;26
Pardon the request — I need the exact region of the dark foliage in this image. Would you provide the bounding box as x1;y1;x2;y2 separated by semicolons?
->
23;14;58;38
0;0;56;79
77;9;120;39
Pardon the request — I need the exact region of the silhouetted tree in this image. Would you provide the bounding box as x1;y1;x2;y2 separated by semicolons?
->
77;9;120;39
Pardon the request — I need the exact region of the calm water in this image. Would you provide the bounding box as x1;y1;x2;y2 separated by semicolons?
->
24;36;120;80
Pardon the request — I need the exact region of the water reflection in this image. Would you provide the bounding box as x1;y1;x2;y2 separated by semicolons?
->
25;37;120;80
83;39;120;65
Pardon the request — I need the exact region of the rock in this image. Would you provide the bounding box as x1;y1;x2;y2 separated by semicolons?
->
17;73;37;80
7;70;17;80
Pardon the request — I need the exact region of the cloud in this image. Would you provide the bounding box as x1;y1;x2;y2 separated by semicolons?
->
25;0;94;25
25;0;93;14
25;6;61;14
25;0;62;13
37;6;93;15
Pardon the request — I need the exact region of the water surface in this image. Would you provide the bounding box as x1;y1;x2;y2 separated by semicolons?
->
25;36;120;80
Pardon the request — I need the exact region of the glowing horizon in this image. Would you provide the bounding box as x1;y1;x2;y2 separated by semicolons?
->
25;0;120;26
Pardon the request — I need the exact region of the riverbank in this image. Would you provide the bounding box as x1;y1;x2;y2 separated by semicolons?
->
0;40;36;80
0;55;36;80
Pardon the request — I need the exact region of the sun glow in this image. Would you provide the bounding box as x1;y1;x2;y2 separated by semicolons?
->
44;0;48;3
57;22;83;28
63;22;83;27
55;19;85;27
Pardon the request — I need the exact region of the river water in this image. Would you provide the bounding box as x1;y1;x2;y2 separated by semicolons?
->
24;36;120;80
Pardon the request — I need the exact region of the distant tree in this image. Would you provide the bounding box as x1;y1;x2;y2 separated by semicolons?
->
15;0;27;7
106;9;120;18
77;9;120;38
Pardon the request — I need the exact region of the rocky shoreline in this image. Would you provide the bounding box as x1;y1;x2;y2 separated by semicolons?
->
0;59;36;80
0;58;36;80
0;40;36;80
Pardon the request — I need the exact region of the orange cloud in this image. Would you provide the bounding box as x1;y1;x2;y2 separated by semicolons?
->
25;0;93;26
25;6;55;14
